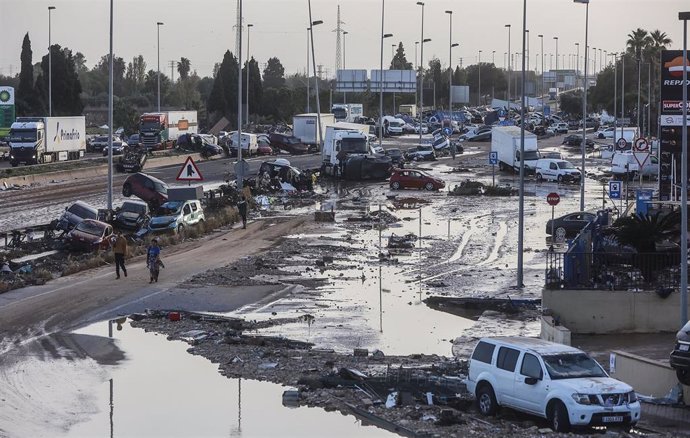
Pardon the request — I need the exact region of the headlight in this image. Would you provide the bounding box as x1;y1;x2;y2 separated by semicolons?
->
572;393;595;405
32;155;36;159
626;391;637;403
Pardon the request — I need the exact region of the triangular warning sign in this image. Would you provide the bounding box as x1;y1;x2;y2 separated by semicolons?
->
176;156;204;181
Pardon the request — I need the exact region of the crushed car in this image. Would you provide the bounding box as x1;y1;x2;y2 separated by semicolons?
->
148;199;205;234
55;200;99;232
65;219;114;252
113;200;150;230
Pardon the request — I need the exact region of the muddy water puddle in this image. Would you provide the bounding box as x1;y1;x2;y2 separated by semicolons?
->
0;321;392;437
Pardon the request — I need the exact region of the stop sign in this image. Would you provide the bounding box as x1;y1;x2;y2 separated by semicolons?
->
547;192;560;206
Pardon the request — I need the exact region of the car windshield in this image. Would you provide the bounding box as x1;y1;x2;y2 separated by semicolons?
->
159;201;183;215
9;129;37;142
341;138;368;153
154;182;168;194
122;202;146;214
523;151;540;160
557;161;575;169
542;353;607;380
75;221;104;237
332;108;347;120
140;121;162;131
129;134;139;142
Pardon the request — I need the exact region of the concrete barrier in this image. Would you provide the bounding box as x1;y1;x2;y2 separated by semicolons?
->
0;152;213;187
540;315;572;345
542;288;690;334
609;350;690;401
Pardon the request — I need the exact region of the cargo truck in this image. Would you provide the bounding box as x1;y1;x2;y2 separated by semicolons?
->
491;126;540;173
292;113;336;150
331;104;364;123
139;111;198;151
8;116;86;166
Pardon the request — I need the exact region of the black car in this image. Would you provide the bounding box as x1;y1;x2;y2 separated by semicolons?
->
545;211;597;238
113;200;150;230
670;320;690;385
404;145;436;161
386;148;405;166
562;134;595;148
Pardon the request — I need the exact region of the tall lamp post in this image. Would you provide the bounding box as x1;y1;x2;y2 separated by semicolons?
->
48;6;56;116
306;28;310;112
379;0;393;149
575;42;580;86
575;0;589;212
554;36;559;112
517;0;527;288
307;3;323;150
343;31;348;104
679;11;690;326
236;1;243;189
246;23;253;123
505;24;511;104
156;21;164;112
538;34;544;112
107;0;113;209
446;10;455;122
416;1;426;147
478;50;482;106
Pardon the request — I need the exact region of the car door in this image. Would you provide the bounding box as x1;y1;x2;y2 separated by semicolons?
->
494;346;521;407
182;203;193;225
549;162;559;181
409;171;424;189
513;352;548;415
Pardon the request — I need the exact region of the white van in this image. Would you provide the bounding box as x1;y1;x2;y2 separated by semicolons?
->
229;132;258;156
610;151;658;179
535;158;581;183
466;337;641;432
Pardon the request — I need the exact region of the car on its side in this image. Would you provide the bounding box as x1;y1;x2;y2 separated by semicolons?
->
535;158;581;183
122;173;168;211
562;134;595;148
464;125;493;142
148;199;205;234
545;211;597;238
385;148;405;166
389;168;445;191
466;336;641;432
404;145;436;162
670;320;690;385
113;200;150;230
56;200;99;232
65;219;114;252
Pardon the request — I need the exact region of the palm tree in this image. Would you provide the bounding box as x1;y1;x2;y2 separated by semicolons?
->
626;29;652;130
646;30;672;135
177;57;191;82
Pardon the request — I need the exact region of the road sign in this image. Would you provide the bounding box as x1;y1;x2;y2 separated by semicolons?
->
489;151;498;165
176;156;203;181
616;137;628;150
633;138;649;152
547;192;560;206
234;159;250;177
609;181;622;200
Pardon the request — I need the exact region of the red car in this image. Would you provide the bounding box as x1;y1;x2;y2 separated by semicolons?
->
389;169;445;191
256;143;275;156
122;173;168;210
65;219;114;252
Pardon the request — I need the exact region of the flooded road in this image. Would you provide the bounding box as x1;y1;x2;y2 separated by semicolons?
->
0;321;393;438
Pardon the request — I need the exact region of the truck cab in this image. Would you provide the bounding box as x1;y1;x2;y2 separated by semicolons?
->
139;113;167;151
8;120;44;165
321;128;371;177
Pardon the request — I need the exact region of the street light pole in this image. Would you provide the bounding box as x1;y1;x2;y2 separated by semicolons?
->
575;42;580;86
611;53;618;141
379;0;392;150
679;11;690;326
308;2;323;151
445;10;454;122
517;0;527;288
575;0;589;212
246;23;253;123
343;31;348;104
417;1;425;147
306;27;310;112
538;34;544;112
478;50;482;106
554;36;559;113
506;24;511;104
107;0;113;210
236;0;244;189
157;22;163;112
48;6;55;116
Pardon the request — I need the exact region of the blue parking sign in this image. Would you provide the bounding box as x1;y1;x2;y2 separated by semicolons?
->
489;151;498;165
609;181;622;200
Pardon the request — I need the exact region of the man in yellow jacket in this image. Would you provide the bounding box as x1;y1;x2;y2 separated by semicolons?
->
113;232;128;279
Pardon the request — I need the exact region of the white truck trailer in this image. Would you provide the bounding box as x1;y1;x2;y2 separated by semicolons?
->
8;116;86;166
292;113;336;149
139;111;198;150
491;126;540;173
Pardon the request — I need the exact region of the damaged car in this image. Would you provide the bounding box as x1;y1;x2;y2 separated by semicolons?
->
389;169;445;191
113;200;150;230
65;219;114;252
148;199;205;234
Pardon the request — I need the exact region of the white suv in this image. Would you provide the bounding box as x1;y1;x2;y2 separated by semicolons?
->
466;337;640;432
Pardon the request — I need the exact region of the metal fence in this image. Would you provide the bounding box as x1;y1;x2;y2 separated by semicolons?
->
545;250;681;292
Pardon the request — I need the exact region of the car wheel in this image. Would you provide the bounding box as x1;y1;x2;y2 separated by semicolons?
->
548;401;571;433
536;173;544;182
122;183;132;197
424;182;435;191
557;175;564;183
555;227;567;241
391;181;401;190
476;384;498;416
677;368;690;385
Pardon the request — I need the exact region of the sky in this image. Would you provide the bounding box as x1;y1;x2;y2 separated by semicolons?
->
0;0;688;79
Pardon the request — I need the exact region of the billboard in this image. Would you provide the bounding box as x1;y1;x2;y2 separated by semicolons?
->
451;85;470;103
0;86;15;136
658;50;690;201
335;69;368;93
369;70;416;93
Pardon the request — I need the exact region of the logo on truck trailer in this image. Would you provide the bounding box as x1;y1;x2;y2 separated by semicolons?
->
52;121;81;143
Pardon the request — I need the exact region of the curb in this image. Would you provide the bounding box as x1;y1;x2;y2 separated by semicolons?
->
0;152;218;187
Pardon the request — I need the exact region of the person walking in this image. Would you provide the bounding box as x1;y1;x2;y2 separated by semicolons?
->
237;195;248;229
113;231;128;279
146;238;163;283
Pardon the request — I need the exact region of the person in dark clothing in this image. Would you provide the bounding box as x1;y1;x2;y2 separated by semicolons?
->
238;196;248;229
113;232;128;279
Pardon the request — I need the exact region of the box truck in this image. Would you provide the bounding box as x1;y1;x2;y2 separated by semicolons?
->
292;113;336;149
139;111;198;151
331;104;363;123
320;122;391;180
8;116;86;166
491;126;540;173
